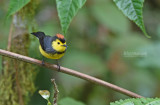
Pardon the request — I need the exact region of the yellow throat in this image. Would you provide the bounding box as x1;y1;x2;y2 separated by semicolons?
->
39;39;67;59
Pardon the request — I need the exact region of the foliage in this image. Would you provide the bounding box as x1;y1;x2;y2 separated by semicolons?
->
56;0;86;35
39;90;85;105
39;90;51;105
110;98;160;105
7;0;31;18
113;0;150;38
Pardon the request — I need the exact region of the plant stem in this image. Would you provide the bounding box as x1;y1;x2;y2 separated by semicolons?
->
51;79;59;105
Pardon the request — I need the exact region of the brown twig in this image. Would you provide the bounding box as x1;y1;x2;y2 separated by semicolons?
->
0;49;144;98
7;19;14;51
51;79;59;105
15;61;24;105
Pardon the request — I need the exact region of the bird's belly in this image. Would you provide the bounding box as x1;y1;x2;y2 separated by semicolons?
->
39;46;64;59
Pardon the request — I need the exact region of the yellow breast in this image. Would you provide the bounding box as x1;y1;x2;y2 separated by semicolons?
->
39;45;65;59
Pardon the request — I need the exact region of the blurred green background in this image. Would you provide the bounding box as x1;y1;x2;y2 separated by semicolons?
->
0;0;160;105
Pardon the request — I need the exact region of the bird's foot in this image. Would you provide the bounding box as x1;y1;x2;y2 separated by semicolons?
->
57;64;60;71
42;56;45;65
56;59;60;71
41;60;45;65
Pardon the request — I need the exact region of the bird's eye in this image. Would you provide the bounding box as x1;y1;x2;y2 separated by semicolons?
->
57;42;60;44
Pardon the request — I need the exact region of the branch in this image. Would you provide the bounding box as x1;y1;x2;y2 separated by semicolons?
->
0;49;144;98
51;79;59;105
7;18;13;51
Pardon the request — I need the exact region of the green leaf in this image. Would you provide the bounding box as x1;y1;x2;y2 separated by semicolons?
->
39;90;50;100
110;98;160;105
56;0;86;35
113;0;151;38
59;97;85;105
47;102;52;105
7;0;31;18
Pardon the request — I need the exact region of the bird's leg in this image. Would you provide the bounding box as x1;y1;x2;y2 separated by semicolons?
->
56;59;60;71
42;56;45;65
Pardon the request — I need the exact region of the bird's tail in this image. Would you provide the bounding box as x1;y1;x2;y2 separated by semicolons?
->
31;32;45;40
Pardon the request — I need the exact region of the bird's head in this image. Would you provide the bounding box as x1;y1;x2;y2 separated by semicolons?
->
52;34;67;52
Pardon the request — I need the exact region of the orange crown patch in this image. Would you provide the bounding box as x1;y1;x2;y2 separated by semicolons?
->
56;34;64;39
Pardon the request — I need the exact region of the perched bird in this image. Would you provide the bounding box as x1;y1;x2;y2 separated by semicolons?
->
31;32;67;70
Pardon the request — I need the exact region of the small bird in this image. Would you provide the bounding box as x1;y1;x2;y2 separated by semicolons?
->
31;32;67;70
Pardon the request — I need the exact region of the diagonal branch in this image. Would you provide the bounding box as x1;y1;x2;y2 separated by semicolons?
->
0;49;144;98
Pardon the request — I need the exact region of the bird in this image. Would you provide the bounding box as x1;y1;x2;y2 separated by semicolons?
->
31;31;67;71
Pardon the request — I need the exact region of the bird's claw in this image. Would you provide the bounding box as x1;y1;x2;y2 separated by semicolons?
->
41;60;45;65
57;64;60;71
56;59;61;71
41;56;45;65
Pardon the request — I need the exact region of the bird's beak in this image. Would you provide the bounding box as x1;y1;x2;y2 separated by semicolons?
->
62;45;68;47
